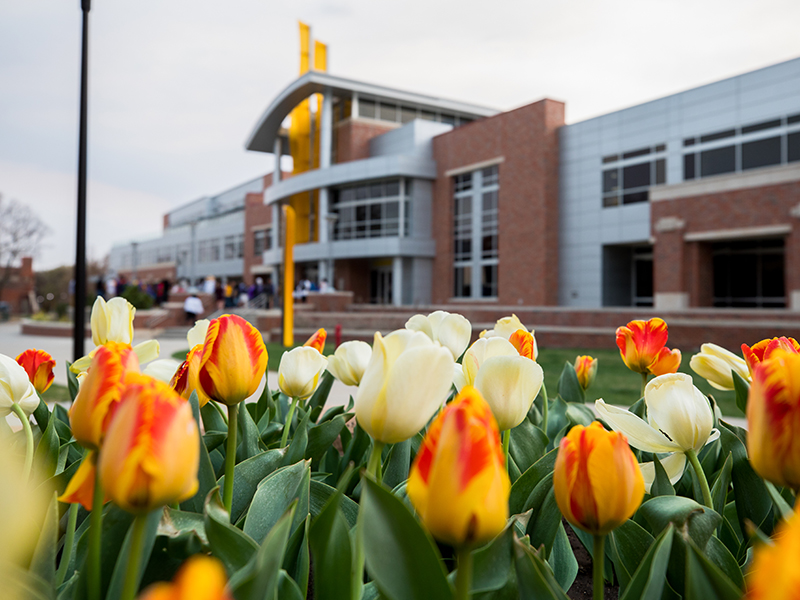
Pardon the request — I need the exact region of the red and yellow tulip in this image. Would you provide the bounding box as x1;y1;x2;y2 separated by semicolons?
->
58;452;103;510
99;373;199;514
69;342;140;451
138;555;232;600
198;314;268;405
553;421;644;536
742;336;800;377
747;349;800;490
747;510;800;599
15;349;55;394
509;329;536;361
574;355;598;391
616;318;680;376
303;328;327;353
407;386;510;547
170;345;212;407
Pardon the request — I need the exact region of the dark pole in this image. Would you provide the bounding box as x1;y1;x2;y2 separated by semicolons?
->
73;0;91;361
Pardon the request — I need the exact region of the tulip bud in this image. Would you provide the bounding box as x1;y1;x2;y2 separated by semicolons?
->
198;314;268;405
509;329;538;361
91;296;135;346
15;349;55;395
304;328;327;353
742;336;800;376
356;329;454;444
0;354;39;418
462;337;519;387
406;310;472;360
326;340;371;387
480;314;527;340
574;355;598;391
69;342;140;450
138;555;232;600
747;350;800;490
407;386;510;547
690;343;749;391
100;373;199;514
474;355;544;431
553;422;644;536
171;345;212;407
278;346;328;399
616;318;681;376
747;511;800;599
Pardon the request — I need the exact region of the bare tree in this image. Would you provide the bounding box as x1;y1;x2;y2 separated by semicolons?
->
0;195;50;300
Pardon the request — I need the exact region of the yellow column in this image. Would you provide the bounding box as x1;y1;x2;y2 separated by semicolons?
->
282;205;296;347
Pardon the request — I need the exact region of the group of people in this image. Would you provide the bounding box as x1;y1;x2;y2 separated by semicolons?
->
207;275;276;311
95;276;173;306
293;277;332;302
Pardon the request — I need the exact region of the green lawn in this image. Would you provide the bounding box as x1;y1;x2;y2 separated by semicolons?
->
42;383;71;404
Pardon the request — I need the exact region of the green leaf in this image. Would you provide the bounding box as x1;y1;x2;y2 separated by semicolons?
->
731;371;750;415
255;378;273;423
277;570;304;600
158;507;208;546
33;407;60;479
525;483;561;557
512;535;571;599
306;415;346;464
243;460;310;543
201;401;227;433
307;370;335;415
711;452;733;522
557;361;585;404
509;420;548;474
3;562;55;600
619;524;674;600
180;392;219;514
684;540;742;600
309;476;353;600
609;519;655;594
237;403;264;461
282;409;311;466
639;495;721;550
650;455;676;497
382;439;411;491
66;361;79;402
565;402;595;427
106;510;161;600
203;487;258;574
72;504;134;598
509;448;557;515
33;398;50;433
705;535;744;590
309;479;359;529
545;397;569;445
215;448;287;523
470;524;514;593
282;517;310;597
548;523;578;592
228;502;297;600
361;476;452;600
764;481;794;520
29;492;58;586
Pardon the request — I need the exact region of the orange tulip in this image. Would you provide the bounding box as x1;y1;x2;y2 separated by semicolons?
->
616;318;681;376
747;350;800;490
509;329;536;361
69;342;140;451
58;451;104;510
15;349;55;394
407;386;510;547
553;422;644;536
138;555;232;600
742;337;800;376
100;373;199;514
170;345;212;407
574;355;598;390
198;314;268;405
747;511;800;599
304;328;327;353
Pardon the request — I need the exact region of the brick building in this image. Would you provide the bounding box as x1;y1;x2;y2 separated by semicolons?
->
0;257;35;314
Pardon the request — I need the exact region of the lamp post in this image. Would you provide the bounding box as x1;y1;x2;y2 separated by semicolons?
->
73;0;91;361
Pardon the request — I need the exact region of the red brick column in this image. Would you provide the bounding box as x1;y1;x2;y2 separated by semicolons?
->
788;206;800;310
653;216;688;310
685;241;713;307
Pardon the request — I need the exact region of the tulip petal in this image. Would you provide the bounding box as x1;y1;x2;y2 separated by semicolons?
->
594;400;682;453
475;355;543;430
186;320;210;348
58;453;101;510
133;340;161;366
143;359;181;383
639;452;687;494
649;347;681;376
645;373;714;452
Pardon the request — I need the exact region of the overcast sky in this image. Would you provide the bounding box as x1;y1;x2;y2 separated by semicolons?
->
3;0;800;269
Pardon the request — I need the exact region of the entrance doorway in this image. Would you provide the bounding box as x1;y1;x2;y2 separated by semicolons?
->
370;266;393;304
712;238;785;307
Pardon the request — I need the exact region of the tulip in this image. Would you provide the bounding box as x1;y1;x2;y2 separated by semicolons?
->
278;346;328;400
406;310;472;360
407;386;510;547
595;373;719;507
574;355;598;391
187;318;210;348
638;452;688;494
58;451;102;510
356;329;454;445
747;350;800;490
690;343;749;391
304;328;327;353
15;348;55;394
616;318;680;396
138;555;232;600
100;373;199;513
481;315;539;359
742;336;800;376
508;329;536;361
198;314;268;405
170;345;212;407
474;355;544;431
326;340;371;387
0;353;40;418
554;421;644;600
142;358;181;383
460;337;519;388
747;511;800;599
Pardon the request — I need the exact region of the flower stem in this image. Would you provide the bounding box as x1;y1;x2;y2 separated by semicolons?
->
10;403;33;480
211;400;228;425
593;535;605;600
223;403;239;517
454;546;474;600
686;449;713;509
88;459;104;600
640;373;648;399
55;502;80;586
541;382;549;434
280;395;301;447
502;429;510;468
120;514;148;600
366;440;385;483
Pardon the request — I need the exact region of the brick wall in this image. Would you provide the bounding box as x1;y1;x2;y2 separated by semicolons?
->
335;119;396;163
0;256;34;313
243;173;287;285
430;99;565;306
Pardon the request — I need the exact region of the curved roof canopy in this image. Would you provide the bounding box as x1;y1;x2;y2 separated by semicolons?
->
246;71;498;153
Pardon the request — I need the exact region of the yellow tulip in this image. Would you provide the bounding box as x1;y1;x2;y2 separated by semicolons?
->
690;343;749;391
91;296;135;346
138;555;232;600
553;421;644;536
198;314;268;405
326;340;372;386
461;337;519;388
747;350;800;490
100;373;199;514
474;354;544;431
574;355;598;391
407;386;510;547
747;511;800;599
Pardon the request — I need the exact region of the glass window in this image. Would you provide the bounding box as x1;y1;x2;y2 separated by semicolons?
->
481;264;498;298
622;147;650;159
655;159;666;184
788;113;800;125
603;169;619;193
420;110;436;121
359;99;376;119
742;119;781;134
700;146;735;177
603;195;620;208
379;103;397;122
224;236;235;260
400;106;417;123
440;113;456;126
253;230;266;256
602;155;619;164
482;166;499;186
684;138;696;147
623;162;650;189
453;266;471;298
385;180;400;196
684;153;696;180
370;183;383;198
623;191;648;205
788;132;800;163
741;136;781;170
700;129;736;143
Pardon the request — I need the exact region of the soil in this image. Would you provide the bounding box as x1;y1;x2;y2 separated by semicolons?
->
565;522;619;600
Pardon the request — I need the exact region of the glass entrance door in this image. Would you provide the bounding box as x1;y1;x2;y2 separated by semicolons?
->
370;267;393;304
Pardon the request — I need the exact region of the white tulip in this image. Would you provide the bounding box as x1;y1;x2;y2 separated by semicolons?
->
143;358;182;383
187;319;211;349
278;346;328;399
0;354;39;418
91;296;134;346
462;337;519;387
474;355;544;430
639;453;687;494
689;343;750;391
405;310;472;360
356;329;454;444
326;341;372;387
453;363;468;392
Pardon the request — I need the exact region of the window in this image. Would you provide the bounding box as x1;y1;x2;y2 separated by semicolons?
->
236;234;244;258
253;230;267;256
700;146;735;177
224;236;236;260
684;153;696;180
331;178;408;240
400;106;417;123
742;137;781;170
379;103;397;122
602;155;666;207
789;132;800;163
453;165;499;298
713;239;785;307
359;99;376;119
